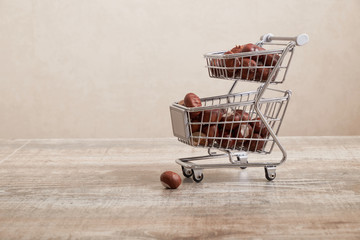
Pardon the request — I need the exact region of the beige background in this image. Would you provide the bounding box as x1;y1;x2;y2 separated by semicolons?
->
0;0;359;138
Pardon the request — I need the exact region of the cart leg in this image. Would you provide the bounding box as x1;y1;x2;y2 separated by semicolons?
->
235;151;248;169
181;166;193;178
207;148;217;156
192;169;204;183
264;166;276;181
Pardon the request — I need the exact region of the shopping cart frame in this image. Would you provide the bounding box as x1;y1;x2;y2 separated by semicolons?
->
170;33;309;182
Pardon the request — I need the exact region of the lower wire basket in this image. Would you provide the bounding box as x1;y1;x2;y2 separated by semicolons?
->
170;88;291;154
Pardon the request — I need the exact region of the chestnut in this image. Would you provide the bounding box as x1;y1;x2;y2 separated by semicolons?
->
245;134;265;152
221;113;241;131
238;58;257;80
230;45;244;53
209;58;225;77
202;125;219;145
235;109;250;121
203;109;222;123
218;132;236;149
160;171;182;189
184;93;201;108
189;117;201;133
251;117;270;138
191;132;207;146
224;52;241;77
262;53;280;67
233;123;253;138
233;124;253;147
184;93;202;118
241;43;260;53
254;62;270;82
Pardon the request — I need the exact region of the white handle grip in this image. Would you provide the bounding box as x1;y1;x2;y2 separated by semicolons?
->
261;33;309;46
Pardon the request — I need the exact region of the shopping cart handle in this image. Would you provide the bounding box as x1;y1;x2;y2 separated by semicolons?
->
261;33;309;46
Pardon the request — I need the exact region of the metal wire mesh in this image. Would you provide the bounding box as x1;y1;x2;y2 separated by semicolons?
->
174;89;290;154
204;43;295;84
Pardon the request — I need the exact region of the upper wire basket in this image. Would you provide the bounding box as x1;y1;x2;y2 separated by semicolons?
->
204;41;296;84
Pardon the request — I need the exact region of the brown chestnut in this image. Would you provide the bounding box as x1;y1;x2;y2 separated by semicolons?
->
203;109;222;123
262;53;280;67
191;132;207;146
241;43;260;53
209;58;225;77
224;52;241;77
254;62;270;82
241;43;277;64
189;117;201;133
219;132;236;149
230;45;244;53
245;134;265;152
235;109;250;121
232;124;253;147
184;93;201;108
251;117;270;138
233;123;252;138
223;45;244;77
160;171;182;189
184;93;202;118
202;125;220;145
238;58;257;80
221;113;241;131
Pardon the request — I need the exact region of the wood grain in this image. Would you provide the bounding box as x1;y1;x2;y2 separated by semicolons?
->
0;137;359;239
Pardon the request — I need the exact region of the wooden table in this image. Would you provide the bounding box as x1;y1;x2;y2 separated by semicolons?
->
0;137;359;239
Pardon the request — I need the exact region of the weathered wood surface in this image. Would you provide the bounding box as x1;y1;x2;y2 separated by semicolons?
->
0;137;359;239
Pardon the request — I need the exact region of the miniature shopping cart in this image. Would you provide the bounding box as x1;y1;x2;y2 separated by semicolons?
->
170;33;309;182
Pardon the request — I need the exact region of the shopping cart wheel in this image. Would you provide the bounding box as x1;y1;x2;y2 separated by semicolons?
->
264;167;276;181
181;166;193;178
237;156;248;169
192;170;204;183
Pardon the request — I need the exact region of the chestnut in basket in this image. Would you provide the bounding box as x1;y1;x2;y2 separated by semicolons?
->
241;43;266;63
233;124;253;146
262;52;280;67
191;132;207;146
230;45;244;53
209;58;224;77
235;109;250;121
190;117;201;133
202;125;219;145
219;132;236;149
238;58;257;80
184;93;201;108
255;62;270;82
221;113;241;131
224;53;240;77
184;93;202;118
203;109;222;123
224;45;244;77
245;133;265;152
251;117;270;138
241;43;260;53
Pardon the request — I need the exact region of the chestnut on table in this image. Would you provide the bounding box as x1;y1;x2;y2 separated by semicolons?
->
160;171;182;189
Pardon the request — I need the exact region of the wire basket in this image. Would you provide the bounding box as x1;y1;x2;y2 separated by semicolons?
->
170;89;291;154
204;42;295;84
